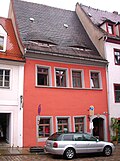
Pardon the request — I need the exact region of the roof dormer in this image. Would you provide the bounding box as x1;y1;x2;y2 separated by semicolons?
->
106;21;116;35
115;22;120;37
0;25;7;52
99;20;116;36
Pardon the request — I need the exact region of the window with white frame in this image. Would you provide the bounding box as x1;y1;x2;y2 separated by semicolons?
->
90;71;100;88
72;70;82;88
0;69;10;88
38;118;51;137
0;36;4;50
108;23;114;34
57;118;69;133
37;66;50;86
0;25;7;52
114;49;120;65
74;117;84;132
114;84;120;103
55;68;67;87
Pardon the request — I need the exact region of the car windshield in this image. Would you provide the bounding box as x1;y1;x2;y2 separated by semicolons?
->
48;133;62;141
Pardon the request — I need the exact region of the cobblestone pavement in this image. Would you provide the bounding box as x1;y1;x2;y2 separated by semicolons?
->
0;145;119;161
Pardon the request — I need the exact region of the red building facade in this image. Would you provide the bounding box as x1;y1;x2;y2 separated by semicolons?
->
23;58;109;147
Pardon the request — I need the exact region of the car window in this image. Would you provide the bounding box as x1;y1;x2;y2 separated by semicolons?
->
74;134;83;141
48;133;62;141
62;134;73;141
83;134;97;141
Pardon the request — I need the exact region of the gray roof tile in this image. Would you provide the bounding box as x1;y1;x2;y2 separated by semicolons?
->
81;4;120;26
12;0;107;63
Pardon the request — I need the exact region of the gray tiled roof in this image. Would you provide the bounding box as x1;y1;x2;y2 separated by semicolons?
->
81;4;120;26
12;0;107;64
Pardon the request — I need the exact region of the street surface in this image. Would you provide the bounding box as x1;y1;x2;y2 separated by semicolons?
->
0;145;119;161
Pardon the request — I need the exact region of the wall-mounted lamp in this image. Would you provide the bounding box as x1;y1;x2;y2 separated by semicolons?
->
20;95;23;110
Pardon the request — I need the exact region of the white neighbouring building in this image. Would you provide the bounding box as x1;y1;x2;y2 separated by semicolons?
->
0;17;25;147
76;4;120;139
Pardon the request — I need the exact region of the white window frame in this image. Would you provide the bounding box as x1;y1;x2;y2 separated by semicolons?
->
36;116;53;142
56;116;71;132
0;68;11;88
73;116;87;133
54;67;69;87
0;25;7;52
35;64;52;87
89;70;102;89
71;69;84;88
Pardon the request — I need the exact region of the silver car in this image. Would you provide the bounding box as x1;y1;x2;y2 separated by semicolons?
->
45;132;115;159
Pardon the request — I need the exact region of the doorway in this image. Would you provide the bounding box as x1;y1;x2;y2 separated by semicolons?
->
0;113;10;146
93;117;104;141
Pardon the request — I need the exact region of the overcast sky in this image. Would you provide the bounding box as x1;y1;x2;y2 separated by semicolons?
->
0;0;120;18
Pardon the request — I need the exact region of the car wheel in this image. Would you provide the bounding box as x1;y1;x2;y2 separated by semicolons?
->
64;148;75;160
103;146;112;156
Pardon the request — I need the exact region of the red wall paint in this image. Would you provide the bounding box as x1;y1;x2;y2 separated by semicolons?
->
23;59;109;147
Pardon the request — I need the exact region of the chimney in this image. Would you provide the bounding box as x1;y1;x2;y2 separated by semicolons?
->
113;11;118;15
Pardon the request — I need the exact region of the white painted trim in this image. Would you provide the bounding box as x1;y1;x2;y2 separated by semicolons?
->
35;64;52;87
36;116;53;142
0;25;7;52
89;70;102;89
55;116;71;132
0;67;12;90
54;67;69;87
90;115;108;141
70;68;85;88
73;115;87;132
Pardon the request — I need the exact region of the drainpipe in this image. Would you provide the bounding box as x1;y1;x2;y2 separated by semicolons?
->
104;37;111;141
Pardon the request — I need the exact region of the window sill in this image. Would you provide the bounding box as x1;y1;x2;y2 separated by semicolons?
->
35;86;103;90
0;86;10;89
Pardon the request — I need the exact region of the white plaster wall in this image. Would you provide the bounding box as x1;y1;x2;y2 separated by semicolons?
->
105;42;120;118
0;62;24;147
0;64;19;104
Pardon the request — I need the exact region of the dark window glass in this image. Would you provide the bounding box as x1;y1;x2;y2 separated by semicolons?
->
75;117;84;132
74;134;83;141
57;118;68;132
56;69;66;87
38;118;50;137
83;134;97;141
90;72;100;88
48;133;62;141
72;71;82;88
114;84;120;103
63;134;73;141
0;36;4;50
37;67;49;86
114;50;120;65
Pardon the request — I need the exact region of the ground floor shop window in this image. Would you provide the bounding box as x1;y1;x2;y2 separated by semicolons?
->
38;118;50;137
74;117;84;132
57;118;69;132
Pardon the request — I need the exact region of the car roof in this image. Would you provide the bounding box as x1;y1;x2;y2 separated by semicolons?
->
54;132;90;135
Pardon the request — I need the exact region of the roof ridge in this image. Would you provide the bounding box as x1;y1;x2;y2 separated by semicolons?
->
80;3;120;16
19;0;74;13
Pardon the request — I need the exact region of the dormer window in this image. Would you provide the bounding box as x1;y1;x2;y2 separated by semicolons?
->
115;22;120;37
0;25;7;52
0;36;4;50
106;22;115;35
108;24;114;34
